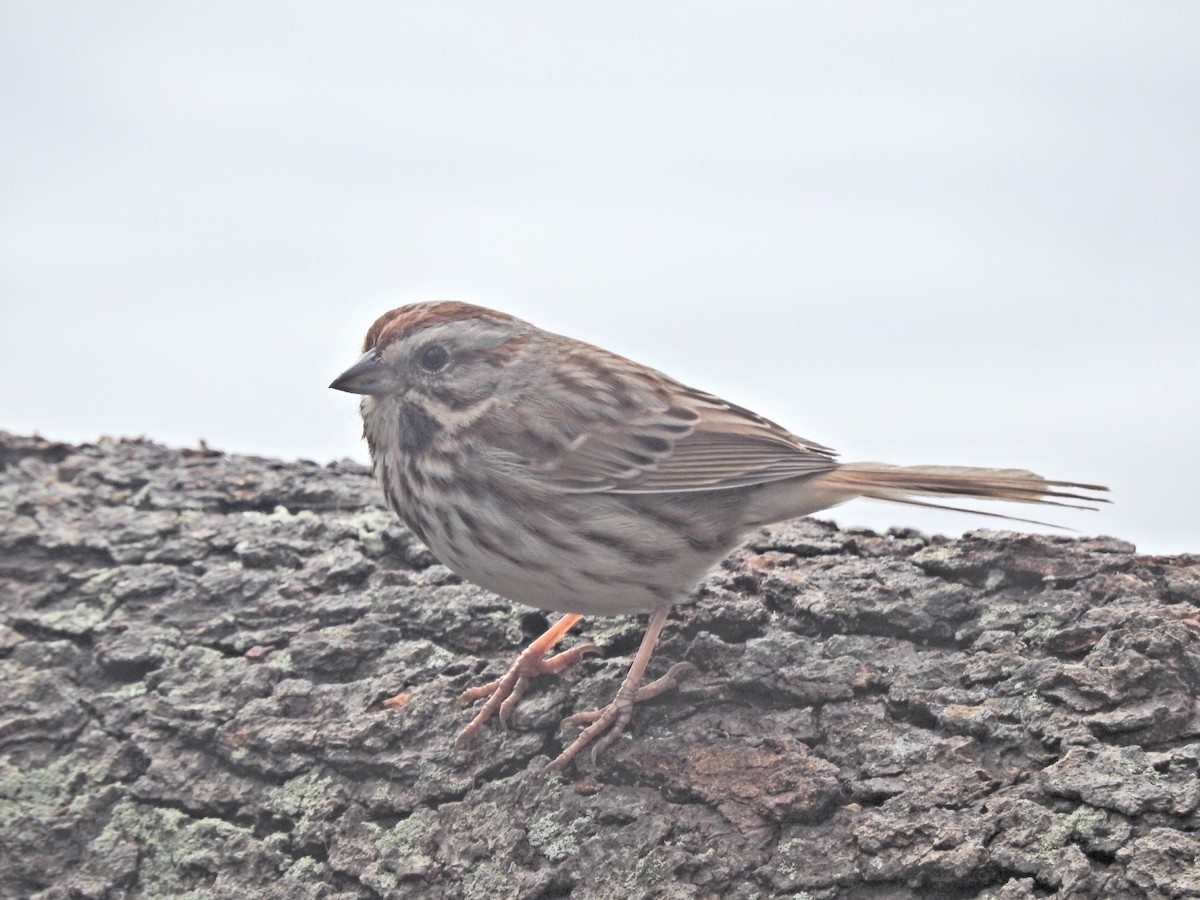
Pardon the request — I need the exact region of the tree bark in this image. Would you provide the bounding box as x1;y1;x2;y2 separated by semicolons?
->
1;431;1197;899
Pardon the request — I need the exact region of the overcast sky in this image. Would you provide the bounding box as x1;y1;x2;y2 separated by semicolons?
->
3;3;1197;554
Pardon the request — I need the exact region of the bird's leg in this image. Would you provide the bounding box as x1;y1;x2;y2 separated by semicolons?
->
548;608;673;771
455;612;597;746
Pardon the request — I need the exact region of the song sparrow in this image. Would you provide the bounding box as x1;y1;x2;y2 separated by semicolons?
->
331;301;1108;769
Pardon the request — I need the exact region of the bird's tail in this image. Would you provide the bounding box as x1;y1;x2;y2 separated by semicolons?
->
810;462;1110;527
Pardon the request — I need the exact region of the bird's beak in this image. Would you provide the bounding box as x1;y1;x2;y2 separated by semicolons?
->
329;351;401;395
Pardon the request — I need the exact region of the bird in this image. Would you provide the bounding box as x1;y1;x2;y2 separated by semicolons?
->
330;300;1108;769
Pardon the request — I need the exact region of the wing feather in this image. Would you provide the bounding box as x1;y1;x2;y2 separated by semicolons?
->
505;349;838;493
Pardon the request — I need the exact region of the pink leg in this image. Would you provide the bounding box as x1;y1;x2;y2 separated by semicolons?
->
548;607;675;771
455;613;597;746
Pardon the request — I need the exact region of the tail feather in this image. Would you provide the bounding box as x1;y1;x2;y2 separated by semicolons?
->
817;463;1110;528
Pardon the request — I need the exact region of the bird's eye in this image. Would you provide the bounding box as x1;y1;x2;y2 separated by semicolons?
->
419;344;450;372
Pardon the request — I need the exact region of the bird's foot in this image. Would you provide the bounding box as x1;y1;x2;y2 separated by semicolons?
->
548;661;695;770
455;613;596;746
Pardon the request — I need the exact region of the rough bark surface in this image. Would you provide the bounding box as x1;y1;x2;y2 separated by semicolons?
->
2;431;1198;899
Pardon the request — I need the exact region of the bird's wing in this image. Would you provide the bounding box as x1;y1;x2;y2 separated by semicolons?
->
489;347;838;494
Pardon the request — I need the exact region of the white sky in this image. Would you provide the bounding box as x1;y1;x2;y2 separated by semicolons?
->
3;3;1197;554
